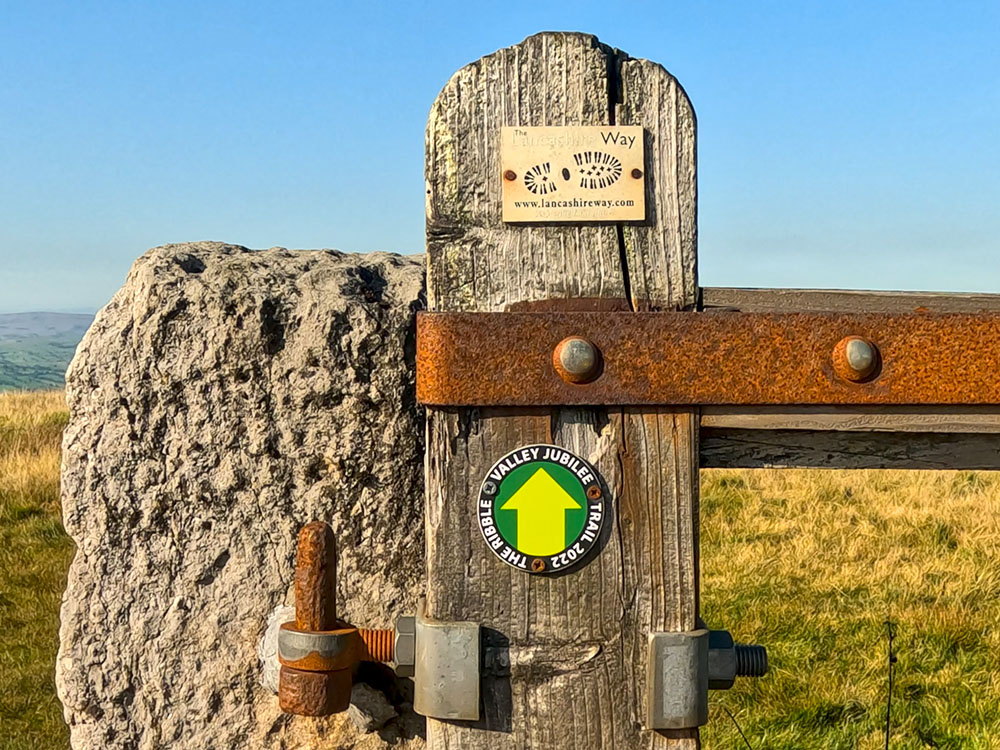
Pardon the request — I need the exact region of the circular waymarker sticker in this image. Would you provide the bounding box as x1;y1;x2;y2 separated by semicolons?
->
478;444;606;575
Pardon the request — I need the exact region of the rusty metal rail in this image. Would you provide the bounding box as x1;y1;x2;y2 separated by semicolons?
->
416;311;1000;406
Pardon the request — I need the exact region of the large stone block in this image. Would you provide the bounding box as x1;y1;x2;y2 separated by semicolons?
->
57;242;427;749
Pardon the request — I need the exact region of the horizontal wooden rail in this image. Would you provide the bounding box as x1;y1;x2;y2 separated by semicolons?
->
701;287;1000;314
701;428;1000;470
700;405;1000;433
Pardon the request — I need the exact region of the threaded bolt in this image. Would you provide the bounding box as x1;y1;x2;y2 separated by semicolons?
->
734;644;768;677
359;628;395;662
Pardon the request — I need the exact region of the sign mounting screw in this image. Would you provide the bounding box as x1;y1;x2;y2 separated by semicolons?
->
833;336;879;382
631;168;643;179
553;336;601;384
504;170;517;181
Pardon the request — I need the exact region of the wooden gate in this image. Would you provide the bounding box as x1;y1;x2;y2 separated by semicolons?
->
419;30;1000;749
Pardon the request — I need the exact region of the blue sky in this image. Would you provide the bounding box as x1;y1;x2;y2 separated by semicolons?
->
1;1;998;313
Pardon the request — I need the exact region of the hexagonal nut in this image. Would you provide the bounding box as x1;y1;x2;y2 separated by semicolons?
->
394;615;416;677
707;629;736;690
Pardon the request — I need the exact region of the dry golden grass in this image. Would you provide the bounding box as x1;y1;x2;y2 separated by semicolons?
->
2;390;999;748
0;390;73;750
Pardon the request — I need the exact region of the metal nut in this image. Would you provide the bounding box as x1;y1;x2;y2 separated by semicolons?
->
707;629;768;690
279;665;352;716
707;629;736;690
278;623;364;672
394;615;416;677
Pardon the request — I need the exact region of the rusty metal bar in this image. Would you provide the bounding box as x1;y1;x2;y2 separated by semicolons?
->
416;311;1000;406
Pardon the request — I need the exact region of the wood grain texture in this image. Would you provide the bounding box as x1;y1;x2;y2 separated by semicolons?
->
702;287;1000;313
618;59;697;312
701;405;1000;433
425;33;699;750
700;428;1000;469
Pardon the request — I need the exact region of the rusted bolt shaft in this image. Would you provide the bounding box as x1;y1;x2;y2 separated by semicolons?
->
294;521;338;631
277;523;400;717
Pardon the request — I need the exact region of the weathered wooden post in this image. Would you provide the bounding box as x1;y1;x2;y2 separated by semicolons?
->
422;32;700;748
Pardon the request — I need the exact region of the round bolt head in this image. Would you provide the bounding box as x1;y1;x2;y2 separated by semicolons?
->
833;336;879;382
553;336;601;384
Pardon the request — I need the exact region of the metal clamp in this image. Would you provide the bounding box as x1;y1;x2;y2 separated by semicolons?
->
412;599;481;721
646;629;768;729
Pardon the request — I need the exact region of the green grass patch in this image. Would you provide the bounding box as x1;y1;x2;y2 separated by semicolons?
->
701;469;1000;749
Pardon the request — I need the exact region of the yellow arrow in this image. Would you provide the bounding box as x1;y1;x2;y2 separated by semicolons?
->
500;467;582;555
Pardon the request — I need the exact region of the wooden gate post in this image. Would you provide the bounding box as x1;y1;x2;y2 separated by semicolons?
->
424;32;699;749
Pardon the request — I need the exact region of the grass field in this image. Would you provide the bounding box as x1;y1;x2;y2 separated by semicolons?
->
700;469;1000;749
0;391;73;750
1;390;999;748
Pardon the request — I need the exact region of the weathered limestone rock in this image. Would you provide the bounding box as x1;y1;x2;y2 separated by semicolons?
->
57;242;427;749
348;683;398;732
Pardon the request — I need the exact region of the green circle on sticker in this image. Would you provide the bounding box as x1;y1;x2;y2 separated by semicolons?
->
494;462;588;555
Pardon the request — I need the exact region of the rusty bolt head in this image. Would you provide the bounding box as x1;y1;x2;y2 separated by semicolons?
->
586;485;602;500
833;336;879;382
504;170;517;181
631;168;643;179
393;615;416;678
553;336;601;384
531;558;546;573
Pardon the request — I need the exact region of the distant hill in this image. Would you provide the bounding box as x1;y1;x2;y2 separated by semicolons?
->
0;313;94;391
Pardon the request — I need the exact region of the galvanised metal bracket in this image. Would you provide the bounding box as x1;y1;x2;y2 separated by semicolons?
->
646;629;768;729
410;599;481;721
416;310;1000;406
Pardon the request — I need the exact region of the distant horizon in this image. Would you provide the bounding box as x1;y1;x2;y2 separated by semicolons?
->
0;310;96;317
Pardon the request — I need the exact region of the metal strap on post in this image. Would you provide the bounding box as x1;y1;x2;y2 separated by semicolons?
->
417;311;1000;406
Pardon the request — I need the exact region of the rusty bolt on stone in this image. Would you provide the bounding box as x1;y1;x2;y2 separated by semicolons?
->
833;335;879;382
553;336;601;384
277;521;398;717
